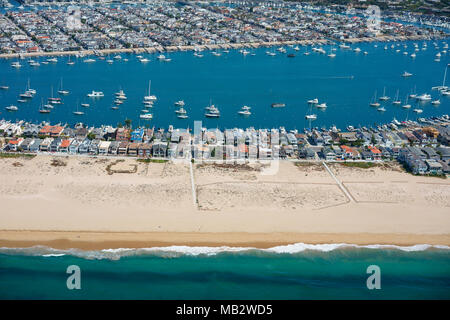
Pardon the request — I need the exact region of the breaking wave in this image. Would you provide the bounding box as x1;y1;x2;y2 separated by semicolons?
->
0;243;448;260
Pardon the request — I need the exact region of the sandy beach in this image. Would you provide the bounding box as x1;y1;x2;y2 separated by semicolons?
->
0;155;449;248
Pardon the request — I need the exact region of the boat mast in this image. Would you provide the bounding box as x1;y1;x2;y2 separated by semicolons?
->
443;63;449;88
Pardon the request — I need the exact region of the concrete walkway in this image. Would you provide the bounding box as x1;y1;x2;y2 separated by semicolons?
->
322;161;355;203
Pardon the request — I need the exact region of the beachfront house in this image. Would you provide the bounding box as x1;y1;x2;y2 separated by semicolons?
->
50;138;62;153
117;141;129;155
167;143;178;159
58;139;72;153
127;143;139;156
98;141;111;155
78;139;91;154
138;143;152;158
108;141;120;155
258;147;272;159
152;142;167;158
19;138;34;151
29;138;42;152
89;139;100;154
321;146;336;161
39;138;53;152
69;139;81;154
425;160;443;175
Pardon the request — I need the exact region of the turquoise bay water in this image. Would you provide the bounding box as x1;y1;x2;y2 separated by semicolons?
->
0;40;449;130
1;246;449;299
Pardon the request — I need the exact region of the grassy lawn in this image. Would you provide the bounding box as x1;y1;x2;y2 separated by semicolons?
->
137;158;168;163
0;153;36;159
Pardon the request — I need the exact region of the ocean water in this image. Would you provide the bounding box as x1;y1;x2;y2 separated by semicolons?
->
0;39;449;130
0;244;449;299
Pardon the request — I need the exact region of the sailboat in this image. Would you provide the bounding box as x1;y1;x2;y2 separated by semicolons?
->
48;86;62;104
305;102;317;120
144;80;157;102
392;90;401;105
57;78;70;95
369;91;380;107
67;56;75;65
379;87;390;101
409;85;417;99
402;95;411;109
73;101;84;115
39;98;50;113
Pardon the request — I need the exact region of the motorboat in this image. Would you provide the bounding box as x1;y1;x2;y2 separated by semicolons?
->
140;113;153;119
87;91;104;98
5;105;18;111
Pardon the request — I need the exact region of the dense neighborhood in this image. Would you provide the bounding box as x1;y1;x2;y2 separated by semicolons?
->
1;115;449;176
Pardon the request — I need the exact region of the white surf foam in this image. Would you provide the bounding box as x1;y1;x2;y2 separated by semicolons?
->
1;242;449;260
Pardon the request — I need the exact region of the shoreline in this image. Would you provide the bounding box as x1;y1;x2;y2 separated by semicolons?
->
1;230;449;250
0;35;447;59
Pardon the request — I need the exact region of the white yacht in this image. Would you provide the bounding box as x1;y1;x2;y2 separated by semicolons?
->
140;113;153;120
177;114;188;119
84;58;96;63
175;107;187;114
139;58;150;63
157;54;166;60
377;106;386;112
416;93;431;101
87;91;104;98
205;105;220;118
113;55;122;60
316;103;327;109
5;105;18;111
174;100;185;106
413;108;423;113
81;103;89;108
47;57;58;63
402;71;413;77
431;99;441;105
305;114;317;120
11;61;22;68
354;47;361;53
308;98;318;104
238;106;251;116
